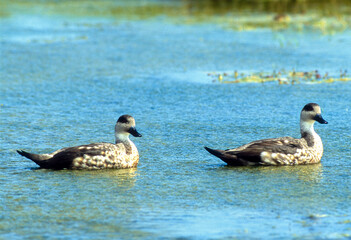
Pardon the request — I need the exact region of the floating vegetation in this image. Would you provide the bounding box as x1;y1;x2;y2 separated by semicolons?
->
209;69;350;84
307;213;328;220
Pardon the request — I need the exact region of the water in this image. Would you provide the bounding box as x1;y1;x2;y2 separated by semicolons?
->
1;7;351;240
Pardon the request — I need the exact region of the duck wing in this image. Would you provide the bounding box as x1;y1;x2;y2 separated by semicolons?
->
228;137;304;165
205;137;304;166
21;143;115;169
47;143;119;169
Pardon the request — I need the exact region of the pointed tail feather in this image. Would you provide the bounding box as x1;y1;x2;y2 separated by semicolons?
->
17;150;36;160
16;150;49;168
204;147;243;166
204;147;225;159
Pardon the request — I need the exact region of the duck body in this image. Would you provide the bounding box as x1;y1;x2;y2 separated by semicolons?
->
205;103;327;166
205;136;322;166
17;115;141;170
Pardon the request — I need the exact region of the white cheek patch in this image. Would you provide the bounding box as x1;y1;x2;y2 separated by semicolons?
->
117;123;130;128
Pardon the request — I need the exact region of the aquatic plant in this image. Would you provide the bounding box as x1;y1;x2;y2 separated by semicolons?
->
209;69;350;84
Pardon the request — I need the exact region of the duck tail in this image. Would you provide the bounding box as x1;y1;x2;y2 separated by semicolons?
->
204;147;225;158
204;147;241;166
16;150;49;168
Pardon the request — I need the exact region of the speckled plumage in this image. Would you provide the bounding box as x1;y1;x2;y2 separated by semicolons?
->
17;115;142;170
205;103;328;166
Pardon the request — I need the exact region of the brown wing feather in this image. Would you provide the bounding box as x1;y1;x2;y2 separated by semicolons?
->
47;143;114;169
227;137;303;164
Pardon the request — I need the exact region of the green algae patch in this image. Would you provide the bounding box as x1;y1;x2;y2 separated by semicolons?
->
209;70;350;84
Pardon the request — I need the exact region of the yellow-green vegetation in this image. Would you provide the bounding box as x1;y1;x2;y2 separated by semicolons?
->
209;69;350;84
339;219;351;224
307;213;328;220
1;0;351;33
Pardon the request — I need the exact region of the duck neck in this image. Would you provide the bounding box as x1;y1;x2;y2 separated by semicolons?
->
115;132;130;144
300;120;319;147
115;132;133;154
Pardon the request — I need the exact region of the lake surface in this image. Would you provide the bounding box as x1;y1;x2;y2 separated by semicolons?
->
1;4;351;239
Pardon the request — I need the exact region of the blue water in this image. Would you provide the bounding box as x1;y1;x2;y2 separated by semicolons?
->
1;10;351;240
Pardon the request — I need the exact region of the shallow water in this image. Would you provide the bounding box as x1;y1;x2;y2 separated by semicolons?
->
1;5;351;240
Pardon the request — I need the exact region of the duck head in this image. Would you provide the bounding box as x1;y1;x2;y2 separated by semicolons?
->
300;103;327;135
115;115;142;142
301;103;328;124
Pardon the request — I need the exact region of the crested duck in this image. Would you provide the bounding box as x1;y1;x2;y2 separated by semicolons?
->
205;103;328;166
17;115;142;170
